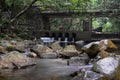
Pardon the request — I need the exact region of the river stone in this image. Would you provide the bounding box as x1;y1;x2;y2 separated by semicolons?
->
60;45;79;58
27;52;37;58
0;40;10;47
69;53;90;66
0;46;7;54
73;71;103;80
32;44;53;57
92;57;119;77
97;50;115;59
15;41;26;52
50;41;63;53
40;52;57;59
0;51;36;69
81;43;100;58
81;39;117;58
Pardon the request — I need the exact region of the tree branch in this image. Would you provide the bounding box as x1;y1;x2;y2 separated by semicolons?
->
10;0;38;23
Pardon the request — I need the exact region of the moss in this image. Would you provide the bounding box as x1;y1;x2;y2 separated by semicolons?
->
6;46;16;52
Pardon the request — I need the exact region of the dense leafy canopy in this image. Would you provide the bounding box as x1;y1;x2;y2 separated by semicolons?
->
0;0;120;37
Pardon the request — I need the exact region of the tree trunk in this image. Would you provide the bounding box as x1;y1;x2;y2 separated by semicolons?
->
0;0;7;11
10;0;38;23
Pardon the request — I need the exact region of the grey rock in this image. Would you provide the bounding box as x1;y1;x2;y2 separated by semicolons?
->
72;70;103;80
40;52;58;59
92;57;119;77
0;51;36;69
69;53;90;66
32;44;53;56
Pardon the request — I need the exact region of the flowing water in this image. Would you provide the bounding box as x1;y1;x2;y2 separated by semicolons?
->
0;59;92;80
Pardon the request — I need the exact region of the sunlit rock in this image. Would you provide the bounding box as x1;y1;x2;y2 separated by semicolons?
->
92;57;119;77
60;45;79;58
32;44;53;57
100;39;117;51
0;51;36;69
97;50;116;59
50;41;63;53
81;39;117;58
27;52;37;58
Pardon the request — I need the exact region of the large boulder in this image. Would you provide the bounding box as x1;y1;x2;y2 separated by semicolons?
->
50;41;63;53
0;51;36;69
100;39;117;51
60;45;79;58
32;44;53;57
92;57;119;77
68;53;90;66
81;39;117;58
81;43;100;58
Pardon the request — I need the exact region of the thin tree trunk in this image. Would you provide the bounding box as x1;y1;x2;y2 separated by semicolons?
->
10;0;38;23
0;0;7;11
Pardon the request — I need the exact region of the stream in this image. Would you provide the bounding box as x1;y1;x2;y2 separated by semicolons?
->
0;59;93;80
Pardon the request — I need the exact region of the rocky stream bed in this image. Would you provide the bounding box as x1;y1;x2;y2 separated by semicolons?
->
0;39;120;80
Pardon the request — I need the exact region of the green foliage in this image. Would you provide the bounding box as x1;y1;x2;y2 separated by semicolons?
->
1;0;120;38
102;22;112;32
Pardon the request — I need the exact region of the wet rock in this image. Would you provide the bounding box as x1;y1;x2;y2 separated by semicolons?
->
24;40;37;48
15;41;26;52
92;57;119;77
32;44;53;57
50;41;63;53
0;40;16;52
81;39;117;58
100;39;117;52
97;50;116;59
40;52;58;59
81;43;100;58
10;40;17;45
69;53;90;66
60;45;79;58
72;70;103;80
27;52;37;58
0;46;7;54
0;51;36;69
0;40;10;47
